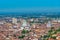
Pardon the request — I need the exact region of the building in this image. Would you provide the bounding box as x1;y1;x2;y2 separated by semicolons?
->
12;18;17;24
47;21;52;27
21;20;30;30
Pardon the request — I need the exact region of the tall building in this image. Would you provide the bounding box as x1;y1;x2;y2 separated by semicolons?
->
12;18;17;24
22;20;27;27
47;21;52;27
20;20;30;30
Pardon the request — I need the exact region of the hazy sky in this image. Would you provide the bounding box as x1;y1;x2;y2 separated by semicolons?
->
0;0;60;12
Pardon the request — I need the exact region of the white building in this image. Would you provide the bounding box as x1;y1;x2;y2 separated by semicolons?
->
47;21;52;27
21;20;30;30
22;20;27;27
12;18;17;24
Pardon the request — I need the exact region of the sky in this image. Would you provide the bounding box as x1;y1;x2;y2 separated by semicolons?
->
0;0;60;12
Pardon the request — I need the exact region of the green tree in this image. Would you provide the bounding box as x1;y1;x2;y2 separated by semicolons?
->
18;35;25;39
22;29;29;34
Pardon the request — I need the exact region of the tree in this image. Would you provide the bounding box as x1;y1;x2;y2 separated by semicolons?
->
18;35;25;39
56;28;60;32
22;29;29;34
51;36;56;39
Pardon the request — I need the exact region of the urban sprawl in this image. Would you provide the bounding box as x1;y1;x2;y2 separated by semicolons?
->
0;16;60;40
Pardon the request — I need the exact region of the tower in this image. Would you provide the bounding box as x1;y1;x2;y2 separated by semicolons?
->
47;21;52;27
12;18;17;24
